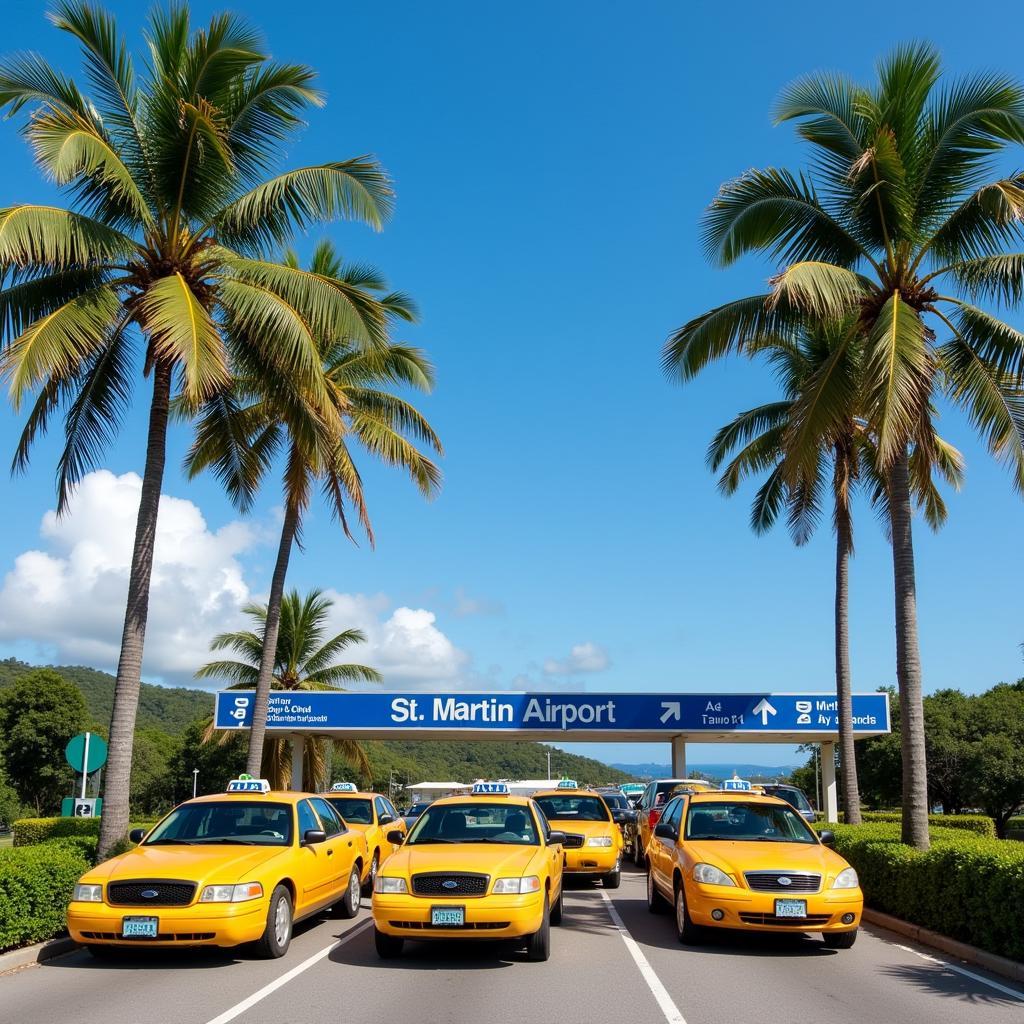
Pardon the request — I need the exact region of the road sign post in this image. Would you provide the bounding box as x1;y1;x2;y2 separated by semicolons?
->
63;732;109;818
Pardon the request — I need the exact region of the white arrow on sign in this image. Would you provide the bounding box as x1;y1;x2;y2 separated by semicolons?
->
659;701;681;724
752;698;777;726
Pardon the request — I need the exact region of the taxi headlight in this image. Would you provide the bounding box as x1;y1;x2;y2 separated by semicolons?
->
831;867;859;890
585;837;614;847
692;863;736;887
492;876;541;895
374;876;408;894
73;883;103;902
199;882;264;903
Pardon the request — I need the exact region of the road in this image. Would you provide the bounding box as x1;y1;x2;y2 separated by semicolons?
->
2;865;1022;1024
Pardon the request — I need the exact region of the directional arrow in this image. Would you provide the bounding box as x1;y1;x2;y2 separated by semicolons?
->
659;701;681;724
752;698;777;726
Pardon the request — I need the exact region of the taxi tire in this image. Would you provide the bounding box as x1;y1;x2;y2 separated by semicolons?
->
525;894;551;962
256;884;293;959
602;863;621;889
362;850;380;897
674;884;703;944
335;866;361;919
374;927;404;959
646;867;666;914
550;888;563;926
633;837;645;867
822;929;858;949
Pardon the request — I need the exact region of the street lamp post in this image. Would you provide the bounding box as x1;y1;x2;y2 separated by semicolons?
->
192;768;199;799
547;750;551;781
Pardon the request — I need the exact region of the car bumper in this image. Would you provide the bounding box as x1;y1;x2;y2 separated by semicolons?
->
683;884;863;933
372;892;547;939
563;847;620;874
67;899;268;948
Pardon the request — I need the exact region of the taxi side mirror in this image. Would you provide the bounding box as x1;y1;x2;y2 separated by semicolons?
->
547;831;567;846
386;829;405;845
303;828;327;846
379;813;395;826
654;821;677;841
128;828;147;844
819;830;835;848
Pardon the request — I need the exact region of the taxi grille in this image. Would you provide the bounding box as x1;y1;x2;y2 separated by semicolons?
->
743;872;821;893
411;873;489;897
107;880;196;906
561;834;585;849
739;913;831;927
388;921;508;931
81;931;215;941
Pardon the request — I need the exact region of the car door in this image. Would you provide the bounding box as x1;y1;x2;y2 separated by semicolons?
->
652;798;682;897
293;799;332;915
378;797;405;852
311;797;352;899
533;802;563;899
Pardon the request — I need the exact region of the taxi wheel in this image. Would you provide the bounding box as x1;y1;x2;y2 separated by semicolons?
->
633;837;645;867
550;888;563;926
362;850;380;896
374;927;404;959
525;894;551;962
646;868;666;914
822;929;858;949
602;863;621;889
256;884;293;959
335;866;362;919
674;884;703;944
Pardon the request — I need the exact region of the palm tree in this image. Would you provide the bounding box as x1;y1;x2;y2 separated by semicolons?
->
198;589;380;789
185;240;442;778
0;4;393;857
665;44;1024;848
708;320;963;825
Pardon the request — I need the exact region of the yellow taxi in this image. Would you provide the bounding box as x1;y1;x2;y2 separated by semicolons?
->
645;789;863;948
533;782;623;888
371;782;565;962
67;776;367;959
320;783;406;893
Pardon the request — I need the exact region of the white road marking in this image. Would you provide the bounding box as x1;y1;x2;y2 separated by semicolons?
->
894;943;1024;1002
203;918;372;1024
599;889;687;1024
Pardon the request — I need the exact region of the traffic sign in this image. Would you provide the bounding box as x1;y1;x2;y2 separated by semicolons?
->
65;732;108;774
213;690;891;740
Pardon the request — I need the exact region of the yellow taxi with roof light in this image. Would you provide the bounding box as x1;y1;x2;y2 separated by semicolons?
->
645;789;863;948
371;782;565;962
321;783;406;894
533;782;623;888
67;776;367;959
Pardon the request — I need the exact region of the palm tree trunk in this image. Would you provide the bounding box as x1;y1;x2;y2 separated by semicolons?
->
97;361;172;859
834;508;861;825
888;448;930;850
244;502;299;776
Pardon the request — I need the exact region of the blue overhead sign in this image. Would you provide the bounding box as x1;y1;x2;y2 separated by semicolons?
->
214;690;890;737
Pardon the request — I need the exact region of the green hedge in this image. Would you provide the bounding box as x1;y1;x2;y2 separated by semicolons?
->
0;843;89;951
821;822;1024;960
13;817;158;849
817;812;996;838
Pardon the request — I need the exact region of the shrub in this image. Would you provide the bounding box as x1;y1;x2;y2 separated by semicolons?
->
13;817;158;851
818;822;1024;960
0;843;89;951
817;811;996;838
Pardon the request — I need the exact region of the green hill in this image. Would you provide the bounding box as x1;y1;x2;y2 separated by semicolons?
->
0;660;634;786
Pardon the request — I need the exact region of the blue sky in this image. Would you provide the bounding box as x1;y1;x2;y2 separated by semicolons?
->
0;0;1021;771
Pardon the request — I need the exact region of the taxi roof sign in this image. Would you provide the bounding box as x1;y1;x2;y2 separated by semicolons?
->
472;782;510;796
722;777;752;792
556;779;578;789
331;782;358;792
227;777;271;793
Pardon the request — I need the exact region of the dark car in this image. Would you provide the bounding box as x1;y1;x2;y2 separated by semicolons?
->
596;789;639;860
401;800;433;828
762;783;816;822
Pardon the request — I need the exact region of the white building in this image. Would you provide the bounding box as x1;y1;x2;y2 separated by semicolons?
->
405;781;473;802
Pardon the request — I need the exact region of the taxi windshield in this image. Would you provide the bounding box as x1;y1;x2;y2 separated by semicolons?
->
145;801;293;846
535;795;610;822
406;802;539;846
326;797;373;824
685;801;817;844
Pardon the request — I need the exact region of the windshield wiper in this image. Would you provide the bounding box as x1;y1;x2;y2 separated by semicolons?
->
192;838;258;845
145;838;194;845
409;838;457;844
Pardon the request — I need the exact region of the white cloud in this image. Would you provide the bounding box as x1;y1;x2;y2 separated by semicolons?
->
543;641;610;676
0;470;469;688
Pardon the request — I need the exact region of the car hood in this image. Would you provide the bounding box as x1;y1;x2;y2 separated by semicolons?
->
385;843;539;880
548;820;614;839
684;840;851;884
87;844;289;884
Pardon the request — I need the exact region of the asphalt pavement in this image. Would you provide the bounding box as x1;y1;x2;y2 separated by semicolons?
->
2;865;1022;1024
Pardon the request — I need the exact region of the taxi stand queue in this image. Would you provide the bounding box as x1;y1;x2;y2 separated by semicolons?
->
66;777;863;964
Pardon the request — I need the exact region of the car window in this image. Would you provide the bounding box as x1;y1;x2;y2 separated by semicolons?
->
383;799;399;819
660;797;681;832
406;802;539;846
146;801;295;846
326;796;373;824
685;801;818;844
535;795;610;822
297;800;319;838
532;803;552;842
311;798;344;837
374;797;389;821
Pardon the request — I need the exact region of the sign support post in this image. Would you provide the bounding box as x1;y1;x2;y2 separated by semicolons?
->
671;736;687;777
79;731;91;800
820;741;838;822
291;735;305;792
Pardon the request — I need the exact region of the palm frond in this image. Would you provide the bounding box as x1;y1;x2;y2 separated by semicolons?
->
0;205;137;268
769;261;870;318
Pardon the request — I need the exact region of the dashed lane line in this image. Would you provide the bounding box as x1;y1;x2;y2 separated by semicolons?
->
599;889;688;1024
893;943;1024;1002
203;918;372;1024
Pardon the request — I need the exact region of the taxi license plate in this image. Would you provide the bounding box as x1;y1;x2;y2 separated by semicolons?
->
430;906;465;927
774;899;807;919
122;916;159;938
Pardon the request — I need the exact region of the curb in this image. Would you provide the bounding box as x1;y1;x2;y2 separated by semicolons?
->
0;936;79;974
864;908;1024;986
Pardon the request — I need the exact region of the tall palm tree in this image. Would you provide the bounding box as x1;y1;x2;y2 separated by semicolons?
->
0;4;392;857
708;321;963;825
198;589;380;789
665;44;1024;848
186;240;442;777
